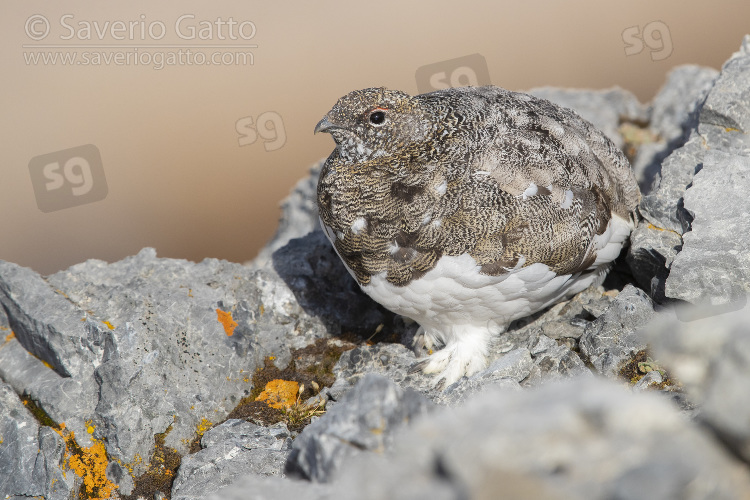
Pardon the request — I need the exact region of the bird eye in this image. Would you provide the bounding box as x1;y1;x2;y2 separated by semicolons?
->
369;110;386;126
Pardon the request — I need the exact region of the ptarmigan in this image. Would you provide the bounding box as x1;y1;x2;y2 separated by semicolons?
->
315;86;640;387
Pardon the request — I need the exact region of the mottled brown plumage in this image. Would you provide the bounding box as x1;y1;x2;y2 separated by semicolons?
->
315;86;640;386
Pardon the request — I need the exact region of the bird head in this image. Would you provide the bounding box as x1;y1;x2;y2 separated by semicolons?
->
315;88;431;162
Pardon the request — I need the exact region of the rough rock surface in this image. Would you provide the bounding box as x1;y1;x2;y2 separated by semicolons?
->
633;65;718;192
285;373;434;482
270;229;397;337
4;38;750;500
0;249;331;492
216;377;750;500
580;285;655;377
172;421;292;500
645;302;750;464
631;36;750;303
0;379;75;500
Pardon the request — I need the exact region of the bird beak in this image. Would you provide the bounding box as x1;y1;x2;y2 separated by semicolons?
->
314;116;336;134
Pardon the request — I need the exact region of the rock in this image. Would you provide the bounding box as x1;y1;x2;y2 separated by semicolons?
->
699;37;750;133
332;343;436;399
529;87;648;149
437;348;530;406
665;151;750;305
527;336;591;385
171;421;292;500
285;373;434;482
0;249;328;486
473;347;532;382
252;161;323;268
271;229;392;336
649;65;719;145
639;134;707;234
580;285;654;378
645;302;750;464
626;220;682;302
632;36;750;303
330;377;750;500
632;370;664;393
634;65;719;192
208;475;331;500
0;379;75;500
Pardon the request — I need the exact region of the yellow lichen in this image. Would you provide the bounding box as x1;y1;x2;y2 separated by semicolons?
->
102;321;115;330
256;379;300;410
216;309;238;336
196;418;213;438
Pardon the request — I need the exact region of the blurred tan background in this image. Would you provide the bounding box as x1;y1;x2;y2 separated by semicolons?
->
2;1;749;275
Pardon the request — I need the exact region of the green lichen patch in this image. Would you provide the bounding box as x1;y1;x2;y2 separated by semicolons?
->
20;394;60;430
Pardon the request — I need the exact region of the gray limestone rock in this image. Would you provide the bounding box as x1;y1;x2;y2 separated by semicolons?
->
332;342;436;399
0;380;75;500
271;229;392;336
649;65;718;144
285;373;434;482
580;285;654;377
527;335;591;385
626;218;682;302
330;377;750;500
437;348;529;406
639;132;706;234
645;302;750;463
208;475;331;500
634;65;719;193
632;36;750;304
699;36;750;133
0;249;328;487
665;151;750;305
632;370;664;393
171;421;292;500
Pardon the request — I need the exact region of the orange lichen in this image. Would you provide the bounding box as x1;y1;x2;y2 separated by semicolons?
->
256;379;300;410
102;321;115;330
216;309;238;336
54;423;117;500
3;331;14;344
69;440;115;499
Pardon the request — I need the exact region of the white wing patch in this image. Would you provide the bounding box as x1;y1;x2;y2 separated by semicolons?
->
560;189;574;209
351;217;367;235
521;182;538;200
